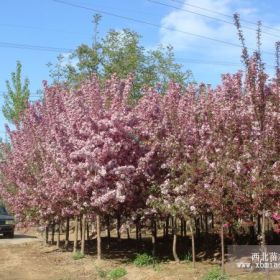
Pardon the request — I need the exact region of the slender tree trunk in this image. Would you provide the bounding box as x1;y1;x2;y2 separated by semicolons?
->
136;222;139;241
87;222;90;240
180;219;184;237
249;215;255;242
96;214;101;260
200;215;204;232
165;216;169;238
81;214;86;255
172;217;179;262
65;218;70;248
183;220;187;237
221;224;225;274
189;219;196;268
126;227;130;239
73;216;78;254
262;210;270;280
257;214;261;235
205;215;208;235
51;223;55;245
195;218;200;239
117;216;121;240
139;224;142;241
45;225;49;245
262;210;266;246
80;217;83;240
57;222;61;249
106;216;111;239
151;220;156;257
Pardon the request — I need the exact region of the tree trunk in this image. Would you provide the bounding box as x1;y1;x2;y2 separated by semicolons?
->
151;220;156;257
183;220;187;237
87;222;90;240
180;219;184;237
51;223;55;245
117;216;121;240
81;214;86;255
73;216;78;254
257;214;261;235
57;222;61;249
136;222;139;240
172;217;179;262
96;214;102;260
195;218;200;239
221;224;225;274
65;218;70;248
139;224;142;241
80;217;83;240
262;210;270;280
205;215;208;235
106;216;111;240
165;216;169;238
126;227;130;239
200;215;204;232
189;219;196;268
262;210;266;246
249;215;255;242
45;225;49;245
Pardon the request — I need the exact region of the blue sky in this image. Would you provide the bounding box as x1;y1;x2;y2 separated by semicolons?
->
1;0;280;138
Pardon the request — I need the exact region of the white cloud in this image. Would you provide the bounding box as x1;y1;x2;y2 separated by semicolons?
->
159;0;279;67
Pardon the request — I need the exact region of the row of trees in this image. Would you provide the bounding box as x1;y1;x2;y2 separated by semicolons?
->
0;50;280;267
0;14;279;272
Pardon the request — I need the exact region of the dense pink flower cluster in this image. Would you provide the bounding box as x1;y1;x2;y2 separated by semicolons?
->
0;60;279;234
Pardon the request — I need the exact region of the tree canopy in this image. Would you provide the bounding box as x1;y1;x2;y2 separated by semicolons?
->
2;61;30;124
48;15;192;99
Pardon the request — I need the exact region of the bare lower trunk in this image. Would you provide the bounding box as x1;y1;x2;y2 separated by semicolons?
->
135;222;138;240
86;222;90;240
45;225;49;245
257;214;261;235
80;217;83;240
172;217;179;262
117;216;121;240
56;222;61;249
221;225;225;274
205;215;208;235
96;214;101;260
139;223;142;241
151;220;156;257
73;216;78;254
65;218;70;248
189;220;196;268
262;210;266;246
106;216;111;240
81;214;86;255
180;219;184;237
51;223;55;245
165;216;169;238
262;210;270;280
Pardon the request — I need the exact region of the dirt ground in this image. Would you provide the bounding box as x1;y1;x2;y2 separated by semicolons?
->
1;231;280;280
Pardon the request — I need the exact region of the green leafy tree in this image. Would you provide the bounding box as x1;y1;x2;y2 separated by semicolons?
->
49;15;193;98
2;61;30;124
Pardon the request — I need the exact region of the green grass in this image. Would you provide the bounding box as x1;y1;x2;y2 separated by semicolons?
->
183;251;193;263
72;251;85;260
133;253;155;267
200;267;230;280
107;267;127;280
